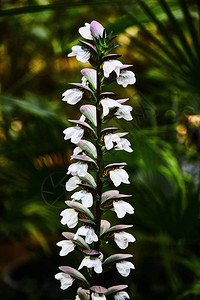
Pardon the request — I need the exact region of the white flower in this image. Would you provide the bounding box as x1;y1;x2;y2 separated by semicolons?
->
63;126;84;144
74;225;98;244
60;208;79;228
114;231;136;249
114;291;130;300
66;176;81;191
101;98;121;117
116;260;135;277
71;190;93;208
67;162;88;177
78;22;93;40
103;60;123;78
78;21;104;40
115;138;133;153
104;133;121;150
78;256;102;273
117;70;136;88
92;293;107;300
68;45;91;63
55;272;74;290
62;88;83;105
115;105;133;121
56;240;75;256
113;200;134;218
109;168;130;187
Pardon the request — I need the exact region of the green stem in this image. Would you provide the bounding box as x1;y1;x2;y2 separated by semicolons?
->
91;65;103;287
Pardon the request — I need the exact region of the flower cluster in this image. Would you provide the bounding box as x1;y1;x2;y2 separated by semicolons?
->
56;20;136;299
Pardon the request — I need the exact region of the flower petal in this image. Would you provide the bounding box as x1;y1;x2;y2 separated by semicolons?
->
81;68;97;89
117;70;136;88
68;45;91;63
55;272;74;290
114;232;136;249
56;240;75;256
113;200;134;218
62;88;84;105
109;169;130;187
79;23;93;40
116;261;135;277
103;60;123;78
66;176;81;191
63;127;84;144
60;208;79;228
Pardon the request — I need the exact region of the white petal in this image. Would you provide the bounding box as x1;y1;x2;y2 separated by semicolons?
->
74;226;98;244
67;162;88;177
114;291;130;300
101;98;121;117
114;232;136;249
62;88;83;105
116;260;135;277
93;258;103;273
115;105;133;121
55;272;74;290
117;70;136;88
78;23;93;40
104;133;121;150
68;45;91;63
56;240;75;256
103;60;123;78
60;208;79;228
109;169;130;187
113;200;134;218
71;190;93;208
63;127;84;144
65;176;81;191
115;138;133;153
78;257;102;274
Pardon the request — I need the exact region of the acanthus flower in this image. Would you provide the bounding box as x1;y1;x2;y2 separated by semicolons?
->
63;126;84;144
114;231;136;249
113;200;134;218
54;272;74;290
60;208;79;228
68;45;91;63
79;21;104;40
74;225;98;244
78;256;103;274
71;190;93;208
103;60;123;78
67;162;88;177
116;260;135;277
56;240;75;256
109;168;130;187
62;88;84;105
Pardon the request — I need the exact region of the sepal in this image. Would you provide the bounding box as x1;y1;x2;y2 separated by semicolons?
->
103;253;133;266
80;105;97;126
65;200;95;220
105;285;128;296
59;266;89;286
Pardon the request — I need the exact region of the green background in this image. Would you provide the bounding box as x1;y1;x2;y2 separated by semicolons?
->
0;0;200;299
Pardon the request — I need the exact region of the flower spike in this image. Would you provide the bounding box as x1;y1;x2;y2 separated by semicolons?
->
57;20;136;299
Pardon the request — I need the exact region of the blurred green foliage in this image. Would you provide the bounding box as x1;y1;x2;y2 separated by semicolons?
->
0;0;200;299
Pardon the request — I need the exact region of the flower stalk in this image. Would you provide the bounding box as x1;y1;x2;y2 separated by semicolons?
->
55;20;136;300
